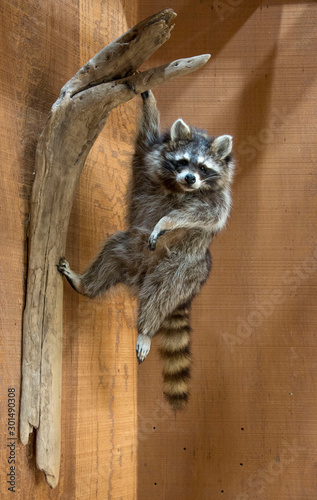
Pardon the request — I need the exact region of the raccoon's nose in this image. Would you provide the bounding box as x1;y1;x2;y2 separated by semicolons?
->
185;174;196;185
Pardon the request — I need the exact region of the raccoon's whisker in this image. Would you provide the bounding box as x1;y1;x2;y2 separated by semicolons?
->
168;178;180;190
204;173;220;180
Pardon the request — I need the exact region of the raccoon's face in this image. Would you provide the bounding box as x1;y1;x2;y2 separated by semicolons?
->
155;119;233;194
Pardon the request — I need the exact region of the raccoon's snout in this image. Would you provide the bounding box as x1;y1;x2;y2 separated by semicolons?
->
185;174;196;185
175;170;201;191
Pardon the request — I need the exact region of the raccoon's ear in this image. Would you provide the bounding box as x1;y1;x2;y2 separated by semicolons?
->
212;135;233;159
170;119;192;142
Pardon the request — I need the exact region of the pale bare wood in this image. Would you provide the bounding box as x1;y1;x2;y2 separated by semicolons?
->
64;8;177;97
19;8;210;488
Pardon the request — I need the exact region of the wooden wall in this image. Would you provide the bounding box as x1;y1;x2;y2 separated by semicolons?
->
1;1;138;498
1;0;317;499
136;1;317;499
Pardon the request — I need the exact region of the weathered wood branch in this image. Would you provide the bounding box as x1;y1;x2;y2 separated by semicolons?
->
19;9;210;488
64;8;177;97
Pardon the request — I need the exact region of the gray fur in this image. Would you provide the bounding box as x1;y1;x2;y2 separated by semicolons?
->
58;90;234;374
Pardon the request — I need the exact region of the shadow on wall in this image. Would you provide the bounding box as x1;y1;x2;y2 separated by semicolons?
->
235;5;316;178
135;0;317;498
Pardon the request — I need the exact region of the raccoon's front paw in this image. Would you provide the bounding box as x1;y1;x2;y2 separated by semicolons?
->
148;230;167;251
57;257;71;277
148;233;158;251
136;335;151;364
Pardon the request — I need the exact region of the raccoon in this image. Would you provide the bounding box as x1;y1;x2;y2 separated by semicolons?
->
58;90;234;409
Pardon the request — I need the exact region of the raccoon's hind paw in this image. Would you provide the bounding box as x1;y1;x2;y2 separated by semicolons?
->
57;257;71;277
57;258;84;294
136;335;151;364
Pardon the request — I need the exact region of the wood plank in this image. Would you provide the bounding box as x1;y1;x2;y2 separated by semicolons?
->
136;1;317;499
2;0;317;498
0;0;137;498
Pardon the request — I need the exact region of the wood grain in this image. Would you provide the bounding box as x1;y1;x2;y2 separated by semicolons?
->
1;0;138;497
19;6;209;487
136;1;317;499
1;0;317;499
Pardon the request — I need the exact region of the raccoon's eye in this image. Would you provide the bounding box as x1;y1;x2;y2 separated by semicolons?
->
178;158;189;166
199;164;208;174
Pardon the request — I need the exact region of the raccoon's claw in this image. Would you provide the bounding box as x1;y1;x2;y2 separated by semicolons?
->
148;230;167;251
136;334;151;364
57;257;71;277
148;235;157;251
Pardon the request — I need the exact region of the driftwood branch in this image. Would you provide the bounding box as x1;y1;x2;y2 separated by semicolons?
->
19;8;210;488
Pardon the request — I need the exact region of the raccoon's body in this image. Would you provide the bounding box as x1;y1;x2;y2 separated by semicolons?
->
58;90;234;409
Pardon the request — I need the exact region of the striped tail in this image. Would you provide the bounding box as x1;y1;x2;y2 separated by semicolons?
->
157;304;191;410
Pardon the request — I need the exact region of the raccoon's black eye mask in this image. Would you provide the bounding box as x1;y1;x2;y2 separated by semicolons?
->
176;158;189;166
167;158;189;170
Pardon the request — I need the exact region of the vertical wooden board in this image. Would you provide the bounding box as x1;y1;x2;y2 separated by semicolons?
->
66;2;138;498
0;0;137;498
136;1;317;499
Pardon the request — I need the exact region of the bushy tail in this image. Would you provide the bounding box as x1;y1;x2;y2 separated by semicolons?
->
157;304;191;410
